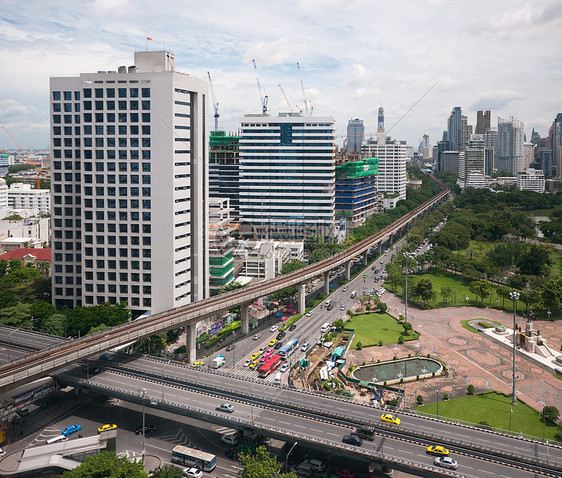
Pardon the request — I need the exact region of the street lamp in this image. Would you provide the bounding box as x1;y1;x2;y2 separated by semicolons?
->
139;388;147;463
404;252;414;325
435;390;439;419
465;296;469;306
285;441;298;473
510;291;520;406
538;400;546;441
547;309;551;320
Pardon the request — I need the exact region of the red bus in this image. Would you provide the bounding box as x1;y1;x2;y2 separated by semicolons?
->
258;354;283;378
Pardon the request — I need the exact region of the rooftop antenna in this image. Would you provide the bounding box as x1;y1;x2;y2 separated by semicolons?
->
278;84;293;112
297;62;309;116
207;72;220;131
252;59;268;114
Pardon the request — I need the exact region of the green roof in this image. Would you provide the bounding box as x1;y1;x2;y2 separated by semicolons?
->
336;157;379;179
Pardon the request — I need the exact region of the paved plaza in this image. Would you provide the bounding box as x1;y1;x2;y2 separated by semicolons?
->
345;291;562;415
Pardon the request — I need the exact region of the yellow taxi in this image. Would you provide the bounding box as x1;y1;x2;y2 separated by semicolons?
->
191;361;204;368
249;359;260;369
97;423;117;433
250;352;261;361
380;414;401;425
427;445;449;456
268;339;277;347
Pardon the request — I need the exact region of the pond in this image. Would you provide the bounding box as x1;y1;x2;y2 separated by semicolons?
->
351;357;442;384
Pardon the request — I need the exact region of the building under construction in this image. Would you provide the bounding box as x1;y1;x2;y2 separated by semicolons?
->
209;131;241;221
335;157;382;230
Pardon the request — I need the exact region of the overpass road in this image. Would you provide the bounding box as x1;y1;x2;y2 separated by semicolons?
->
55;355;561;477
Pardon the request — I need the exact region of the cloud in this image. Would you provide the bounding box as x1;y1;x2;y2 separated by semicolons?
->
470;90;526;112
89;0;131;16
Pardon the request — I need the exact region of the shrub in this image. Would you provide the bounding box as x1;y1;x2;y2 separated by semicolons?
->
467;384;475;395
393;355;397;361
398;335;405;344
443;393;449;400
432;371;435;377
554;430;562;443
377;359;381;363
416;394;424;405
366;305;371;311
378;339;383;346
427;353;431;358
356;341;363;350
174;345;186;354
390;398;398;406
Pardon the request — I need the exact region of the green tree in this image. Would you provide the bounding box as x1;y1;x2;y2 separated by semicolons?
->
469;279;492;304
497;285;512;308
439;286;454;305
280;260;307;275
40;313;67;337
416;394;424;405
467;384;475;395
61;451;147;478
238;445;296;478
542;405;560;423
151;465;184;478
413;278;434;307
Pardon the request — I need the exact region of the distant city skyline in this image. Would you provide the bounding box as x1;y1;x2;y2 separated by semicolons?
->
1;0;562;149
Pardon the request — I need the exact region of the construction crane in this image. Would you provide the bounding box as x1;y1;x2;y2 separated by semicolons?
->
278;84;293;112
252;59;268;114
297;62;310;116
207;72;220;131
1;126;43;189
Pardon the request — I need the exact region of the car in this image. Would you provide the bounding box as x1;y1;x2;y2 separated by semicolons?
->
301;342;310;352
244;359;252;367
216;403;234;413
268;339;277;347
342;286;348;292
274;341;283;349
221;433;239;445
226;344;235;351
97;423;117;434
183;467;203;478
342;434;363;446
0;447;5;457
288;324;297;331
259;355;268;363
250;352;261;360
99;353;113;361
62;424;82;436
276;331;285;340
265;348;274;356
269;325;278;332
280;362;289;373
340;304;346;310
249;360;260;369
191;361;204;369
354;426;375;440
380;414;401;425
253;334;261;340
434;456;458;470
135;424;156;435
427;445;449;456
374;269;379;274
305;311;313;317
326;304;333;310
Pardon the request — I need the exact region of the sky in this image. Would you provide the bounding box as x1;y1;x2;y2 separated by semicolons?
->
1;0;562;151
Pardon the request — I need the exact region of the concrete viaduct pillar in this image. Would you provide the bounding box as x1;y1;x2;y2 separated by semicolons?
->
345;260;352;281
185;322;197;364
362;250;369;266
323;271;330;295
240;302;251;335
297;283;306;315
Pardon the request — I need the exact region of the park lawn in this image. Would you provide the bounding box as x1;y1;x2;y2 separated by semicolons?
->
385;268;510;310
346;312;418;346
418;392;561;440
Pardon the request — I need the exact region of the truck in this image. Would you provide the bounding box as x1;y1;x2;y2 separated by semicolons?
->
211;355;225;369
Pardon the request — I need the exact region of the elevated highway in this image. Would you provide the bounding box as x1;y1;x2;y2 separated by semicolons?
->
54;355;561;477
0;177;449;395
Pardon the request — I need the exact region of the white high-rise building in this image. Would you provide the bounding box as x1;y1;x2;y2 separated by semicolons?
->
238;113;335;240
50;51;209;314
497;116;524;174
8;183;50;215
517;168;545;193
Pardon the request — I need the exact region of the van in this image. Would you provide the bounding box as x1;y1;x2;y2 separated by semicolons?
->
320;322;330;334
16;407;29;417
221;433;239;445
46;435;68;445
211;356;225;369
273;372;282;385
325;299;331;307
350;291;357;299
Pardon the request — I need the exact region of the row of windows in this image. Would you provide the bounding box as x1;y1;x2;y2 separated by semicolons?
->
54;172;151;185
53;125;151;136
83;198;151;209
54;112;152;123
54;161;151;173
82;295;151;307
83;259;152;270
53;91;81;101
83;246;152;257
53;149;152;160
83;186;151;197
82;100;151;111
83;281;152;294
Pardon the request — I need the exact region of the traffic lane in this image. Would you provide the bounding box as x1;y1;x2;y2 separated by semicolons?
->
109;357;560;465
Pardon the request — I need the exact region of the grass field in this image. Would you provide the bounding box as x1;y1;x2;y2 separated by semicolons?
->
346;312;418;346
416;391;561;440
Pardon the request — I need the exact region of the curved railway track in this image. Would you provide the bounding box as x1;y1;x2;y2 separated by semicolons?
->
0;177;450;390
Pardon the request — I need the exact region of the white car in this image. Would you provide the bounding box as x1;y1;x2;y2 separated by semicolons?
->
280;362;289;373
340;304;346;310
269;325;278;332
301;342;310;352
306;311;313;317
342;286;348;292
0;447;5;457
221;433;239;445
253;333;261;340
434;456;458;470
183;467;203;478
243;359;251;367
216;403;234;413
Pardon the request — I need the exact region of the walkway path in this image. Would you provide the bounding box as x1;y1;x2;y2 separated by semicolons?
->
346;291;562;415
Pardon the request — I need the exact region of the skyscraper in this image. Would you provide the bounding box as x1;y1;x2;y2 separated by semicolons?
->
239;113;335;240
447;106;463;152
497;116;524;174
50;51;209;314
464;134;485;178
550;113;562;178
476;110;491;134
209;131;240;221
346;118;364;154
461;115;472;152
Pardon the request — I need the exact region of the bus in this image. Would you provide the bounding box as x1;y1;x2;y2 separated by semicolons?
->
258;354;283;378
171;445;216;471
278;338;298;356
